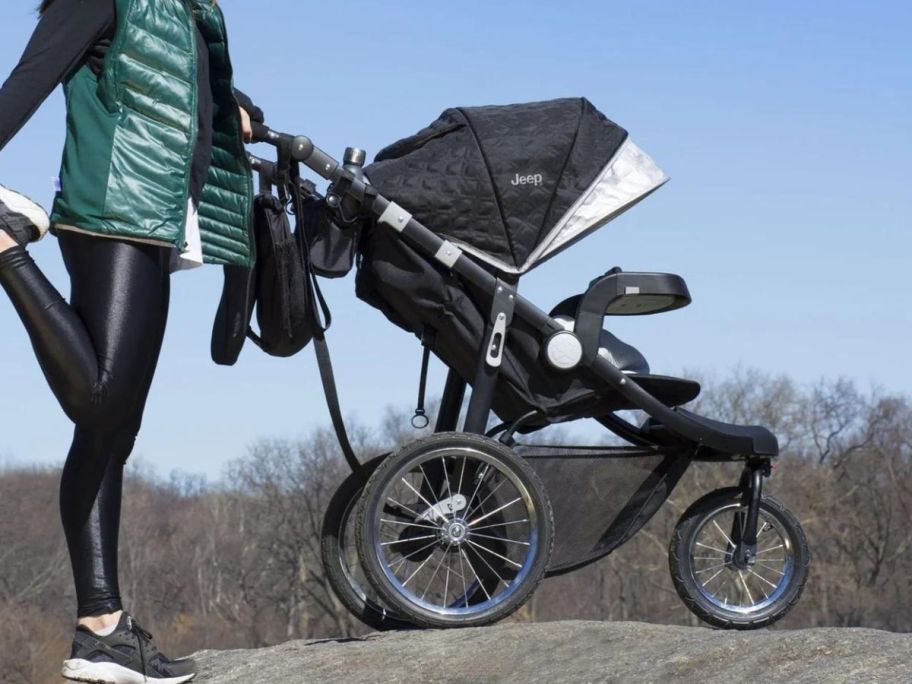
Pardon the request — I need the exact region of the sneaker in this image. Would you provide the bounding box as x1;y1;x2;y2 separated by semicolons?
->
61;612;197;684
0;184;49;246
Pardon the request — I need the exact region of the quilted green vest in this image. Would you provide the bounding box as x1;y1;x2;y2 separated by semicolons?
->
50;0;253;267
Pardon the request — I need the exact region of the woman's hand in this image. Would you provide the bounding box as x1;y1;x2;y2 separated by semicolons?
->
239;106;252;143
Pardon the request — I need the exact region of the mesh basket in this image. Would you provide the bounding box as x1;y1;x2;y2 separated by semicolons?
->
516;445;692;574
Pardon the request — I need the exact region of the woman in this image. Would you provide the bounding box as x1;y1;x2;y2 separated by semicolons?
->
0;1;260;682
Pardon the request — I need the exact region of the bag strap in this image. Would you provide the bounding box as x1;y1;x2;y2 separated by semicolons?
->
312;333;363;476
287;165;364;476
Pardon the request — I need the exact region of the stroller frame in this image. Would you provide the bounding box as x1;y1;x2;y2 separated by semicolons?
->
250;122;805;629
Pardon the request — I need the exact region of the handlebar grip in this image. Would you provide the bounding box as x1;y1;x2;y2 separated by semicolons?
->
250;121;269;143
249;123;315;164
250;121;288;146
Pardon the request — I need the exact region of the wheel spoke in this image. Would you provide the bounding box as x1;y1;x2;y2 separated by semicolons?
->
388;539;440;570
718;572;734;604
381;534;437;547
457;545;470;607
421;548;449;600
701;565;727;587
755;561;785;576
464;464;492;516
442;551;452;607
459;548;490;601
472;519;529;531
466;542;507;588
442;456;454;502
695;562;728;574
466;539;523;569
465;478;508;520
738;570;755;605
402;551;436;589
748;568;779;590
457;456;467;496
467;497;522;527
470;531;530;547
755;544;785;555
695;542;729;554
712;520;735;548
402;478;444;522
386;497;424;521
380;518;440;531
418;465;442;506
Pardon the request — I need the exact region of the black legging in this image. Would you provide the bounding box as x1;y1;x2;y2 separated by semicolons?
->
0;230;170;617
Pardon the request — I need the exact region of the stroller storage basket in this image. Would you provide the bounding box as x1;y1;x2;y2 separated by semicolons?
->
518;444;692;575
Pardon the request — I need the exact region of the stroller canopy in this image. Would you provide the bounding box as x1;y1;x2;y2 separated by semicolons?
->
365;98;668;275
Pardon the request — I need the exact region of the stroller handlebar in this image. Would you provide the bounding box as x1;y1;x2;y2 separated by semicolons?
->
249;122;340;181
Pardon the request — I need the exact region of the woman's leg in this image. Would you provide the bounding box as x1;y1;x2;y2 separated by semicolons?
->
0;234;170;429
0;231;170;622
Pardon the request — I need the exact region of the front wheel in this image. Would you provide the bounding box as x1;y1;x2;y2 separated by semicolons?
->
669;488;810;629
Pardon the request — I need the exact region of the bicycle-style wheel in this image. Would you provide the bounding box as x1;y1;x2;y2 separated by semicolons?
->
356;433;553;628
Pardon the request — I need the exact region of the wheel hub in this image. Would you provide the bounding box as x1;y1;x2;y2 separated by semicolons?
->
440;518;470;546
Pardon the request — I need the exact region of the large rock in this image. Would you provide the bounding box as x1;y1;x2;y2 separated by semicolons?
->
192;620;912;683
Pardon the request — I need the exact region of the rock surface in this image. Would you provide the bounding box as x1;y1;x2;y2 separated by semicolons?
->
193;620;912;683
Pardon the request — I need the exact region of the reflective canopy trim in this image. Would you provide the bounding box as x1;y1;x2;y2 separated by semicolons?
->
530;139;669;268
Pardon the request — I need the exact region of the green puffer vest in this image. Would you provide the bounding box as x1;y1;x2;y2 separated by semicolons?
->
49;0;253;267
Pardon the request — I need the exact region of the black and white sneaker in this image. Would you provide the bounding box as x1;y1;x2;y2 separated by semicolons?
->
61;612;197;684
0;184;50;246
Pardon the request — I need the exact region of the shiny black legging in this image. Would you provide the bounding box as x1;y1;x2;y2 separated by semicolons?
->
0;231;170;617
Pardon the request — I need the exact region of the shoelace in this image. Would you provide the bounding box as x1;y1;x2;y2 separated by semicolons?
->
127;615;153;676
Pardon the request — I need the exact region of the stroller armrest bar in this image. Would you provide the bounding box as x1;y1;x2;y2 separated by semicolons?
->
577;270;691;363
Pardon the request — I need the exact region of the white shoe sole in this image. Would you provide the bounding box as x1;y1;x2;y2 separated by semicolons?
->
62;658;196;684
0;184;50;239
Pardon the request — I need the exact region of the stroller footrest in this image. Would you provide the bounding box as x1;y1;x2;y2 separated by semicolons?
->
644;408;779;458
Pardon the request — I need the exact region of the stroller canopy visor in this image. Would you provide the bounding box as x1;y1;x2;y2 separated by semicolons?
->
365;98;668;275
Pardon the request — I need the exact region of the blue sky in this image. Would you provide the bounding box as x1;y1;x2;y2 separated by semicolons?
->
1;0;909;478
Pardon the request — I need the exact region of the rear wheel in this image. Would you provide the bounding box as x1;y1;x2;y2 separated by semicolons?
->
356;433;553;628
669;488;810;629
321;456;415;632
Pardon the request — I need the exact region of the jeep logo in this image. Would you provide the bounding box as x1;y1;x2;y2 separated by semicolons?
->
510;173;544;187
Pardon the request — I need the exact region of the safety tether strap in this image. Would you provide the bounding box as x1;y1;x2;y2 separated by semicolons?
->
412;329;435;429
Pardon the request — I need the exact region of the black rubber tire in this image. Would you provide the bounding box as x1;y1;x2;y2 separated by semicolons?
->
321;455;415;632
356;432;554;629
669;487;810;630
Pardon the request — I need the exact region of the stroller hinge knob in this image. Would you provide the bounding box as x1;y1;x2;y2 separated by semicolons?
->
545;330;583;371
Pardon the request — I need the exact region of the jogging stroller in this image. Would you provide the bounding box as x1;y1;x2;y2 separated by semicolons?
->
247;98;810;632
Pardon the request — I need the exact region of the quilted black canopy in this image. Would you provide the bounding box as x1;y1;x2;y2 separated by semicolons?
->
365;98;636;274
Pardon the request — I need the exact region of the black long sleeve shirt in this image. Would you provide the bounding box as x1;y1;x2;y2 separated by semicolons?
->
0;0;261;203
